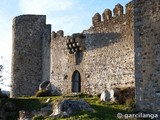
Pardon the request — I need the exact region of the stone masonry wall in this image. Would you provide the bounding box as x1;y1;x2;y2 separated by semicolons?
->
50;1;135;95
42;25;51;81
50;31;71;94
11;15;51;97
134;0;160;112
10;0;160;113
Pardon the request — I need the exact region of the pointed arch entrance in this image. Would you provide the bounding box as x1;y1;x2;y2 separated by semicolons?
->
72;70;81;92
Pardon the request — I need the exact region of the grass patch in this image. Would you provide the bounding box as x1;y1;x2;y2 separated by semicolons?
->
35;90;52;97
9;96;59;111
9;95;135;120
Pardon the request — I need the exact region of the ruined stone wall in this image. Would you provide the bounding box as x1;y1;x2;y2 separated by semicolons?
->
50;1;135;95
50;31;71;94
11;15;51;97
134;0;160;112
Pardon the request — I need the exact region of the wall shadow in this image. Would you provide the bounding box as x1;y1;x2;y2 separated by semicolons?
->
84;32;122;51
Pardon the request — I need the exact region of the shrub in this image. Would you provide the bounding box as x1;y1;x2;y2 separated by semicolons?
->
125;98;135;110
96;93;101;98
115;87;135;104
35;90;52;97
0;92;9;99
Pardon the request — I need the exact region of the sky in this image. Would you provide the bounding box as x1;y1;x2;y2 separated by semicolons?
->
0;0;131;91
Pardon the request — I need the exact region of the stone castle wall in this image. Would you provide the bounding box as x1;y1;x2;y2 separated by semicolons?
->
50;1;135;95
10;0;160;113
11;15;51;97
50;31;71;94
134;0;160;112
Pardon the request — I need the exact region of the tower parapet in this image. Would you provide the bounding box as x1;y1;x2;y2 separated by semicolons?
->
126;1;134;15
102;9;112;21
52;31;56;38
89;1;134;33
92;13;101;27
56;30;64;37
113;4;124;16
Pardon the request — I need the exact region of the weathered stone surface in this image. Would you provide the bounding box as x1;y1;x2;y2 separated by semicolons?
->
50;99;93;118
100;91;110;102
92;13;101;27
72;33;85;38
31;103;52;118
100;88;120;102
134;0;160;112
11;2;134;98
39;81;51;91
50;1;134;95
56;30;64;37
10;0;160;113
19;111;33;120
41;103;52;111
11;15;51;97
50;111;69;118
103;9;112;21
113;4;123;16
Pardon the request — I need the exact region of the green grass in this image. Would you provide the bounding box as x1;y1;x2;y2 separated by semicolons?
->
9;96;59;111
9;96;134;120
62;97;129;120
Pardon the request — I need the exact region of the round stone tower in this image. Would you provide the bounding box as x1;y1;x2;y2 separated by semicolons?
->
11;15;51;97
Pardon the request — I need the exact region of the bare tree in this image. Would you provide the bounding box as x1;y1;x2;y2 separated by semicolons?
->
0;56;4;83
0;56;11;88
0;64;3;78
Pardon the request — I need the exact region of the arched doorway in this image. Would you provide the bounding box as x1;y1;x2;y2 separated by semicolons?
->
72;70;81;92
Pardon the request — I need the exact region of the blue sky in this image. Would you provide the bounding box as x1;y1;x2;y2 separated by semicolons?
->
0;0;131;90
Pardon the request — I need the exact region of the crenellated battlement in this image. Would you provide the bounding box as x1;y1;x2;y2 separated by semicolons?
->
92;13;101;27
51;31;85;55
52;1;134;37
113;4;124;16
91;1;134;29
51;30;85;40
125;1;134;15
51;30;64;39
102;9;112;21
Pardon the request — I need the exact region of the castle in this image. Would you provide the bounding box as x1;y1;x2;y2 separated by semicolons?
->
10;0;160;112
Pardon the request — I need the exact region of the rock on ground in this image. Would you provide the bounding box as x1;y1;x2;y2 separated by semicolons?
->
50;99;94;118
100;88;120;102
39;81;51;91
